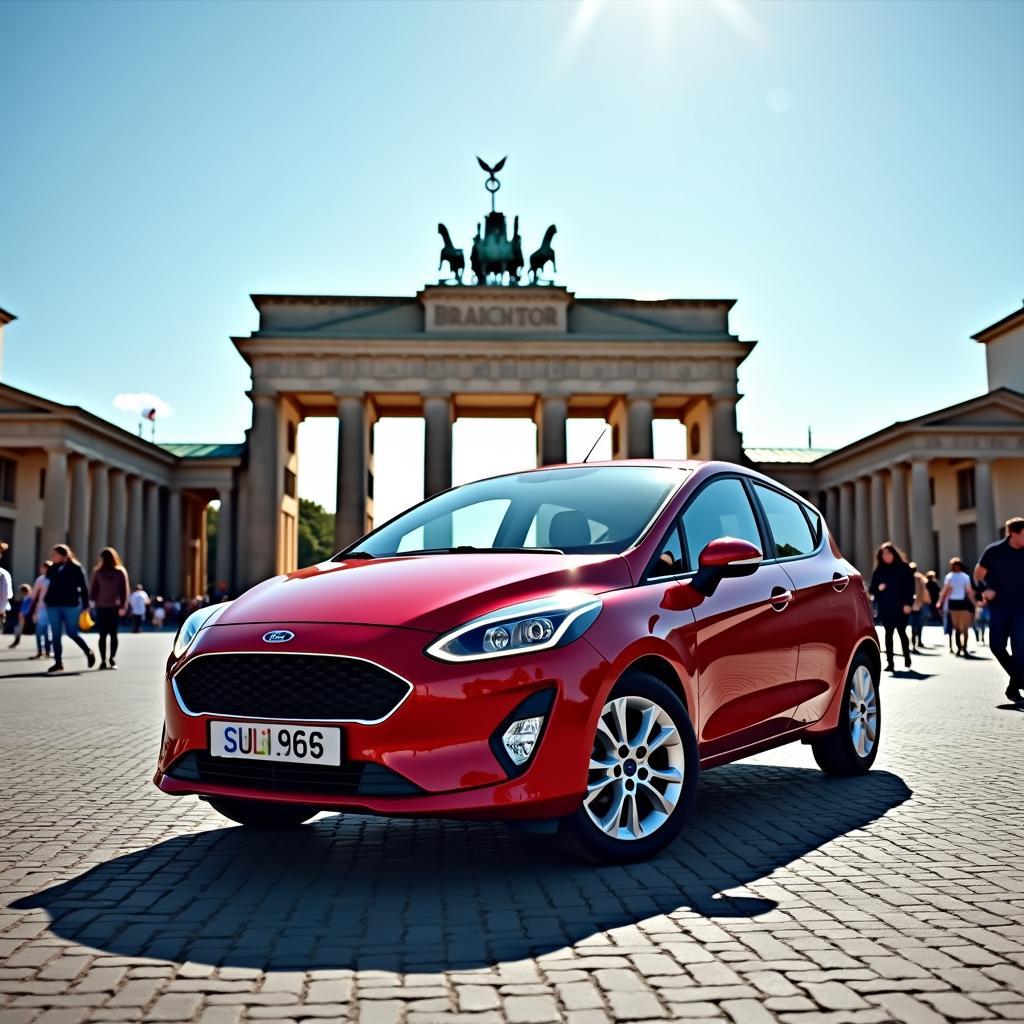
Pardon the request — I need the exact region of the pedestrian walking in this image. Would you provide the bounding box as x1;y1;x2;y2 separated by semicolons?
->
974;598;990;646
89;547;130;670
0;543;12;635
909;561;931;651
8;584;32;647
975;516;1024;704
127;584;150;632
869;541;915;673
925;571;942;623
151;596;166;629
938;557;976;657
29;561;52;659
43;544;96;673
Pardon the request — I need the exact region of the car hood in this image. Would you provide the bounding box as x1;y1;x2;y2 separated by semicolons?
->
213;553;633;633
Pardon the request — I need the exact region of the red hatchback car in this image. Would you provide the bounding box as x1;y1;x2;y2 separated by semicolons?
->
155;460;881;862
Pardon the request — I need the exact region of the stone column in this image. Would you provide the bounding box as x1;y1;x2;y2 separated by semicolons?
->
609;399;628;460
888;463;911;556
335;396;369;551
126;475;145;586
537;396;568;466
244;393;283;588
854;476;872;573
89;463;109;563
870;470;888;550
42;449;69;549
216;486;234;591
709;395;743;463
109;470;128;557
909;459;932;567
198;502;209;596
423;394;453;497
974;458;997;553
825;487;839;535
144;481;161;592
69;455;91;561
626;396;654;459
838;482;854;554
165;489;182;598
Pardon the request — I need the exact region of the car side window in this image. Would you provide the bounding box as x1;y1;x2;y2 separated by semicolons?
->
680;477;762;567
752;484;816;558
647;525;685;579
802;506;823;546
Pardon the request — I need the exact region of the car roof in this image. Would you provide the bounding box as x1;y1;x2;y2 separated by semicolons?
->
496;458;700;473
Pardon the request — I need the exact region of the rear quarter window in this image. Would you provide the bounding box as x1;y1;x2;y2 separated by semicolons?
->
752;483;817;558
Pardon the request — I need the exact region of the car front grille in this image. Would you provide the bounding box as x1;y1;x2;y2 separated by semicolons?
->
173;653;411;722
167;751;423;797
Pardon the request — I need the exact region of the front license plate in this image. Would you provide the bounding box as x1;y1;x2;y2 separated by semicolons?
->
210;721;342;766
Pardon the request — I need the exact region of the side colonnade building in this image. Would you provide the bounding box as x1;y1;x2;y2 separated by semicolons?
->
757;303;1024;578
0;378;242;597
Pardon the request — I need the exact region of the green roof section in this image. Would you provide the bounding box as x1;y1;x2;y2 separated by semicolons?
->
745;447;833;464
160;442;245;459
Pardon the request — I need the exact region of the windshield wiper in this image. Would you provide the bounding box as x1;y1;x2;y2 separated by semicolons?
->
401;545;565;556
334;550;375;560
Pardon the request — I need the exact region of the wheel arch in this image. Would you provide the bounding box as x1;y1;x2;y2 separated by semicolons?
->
803;632;881;736
856;637;882;682
620;654;692;718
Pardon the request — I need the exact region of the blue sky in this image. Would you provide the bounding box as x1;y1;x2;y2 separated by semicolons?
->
2;1;1022;517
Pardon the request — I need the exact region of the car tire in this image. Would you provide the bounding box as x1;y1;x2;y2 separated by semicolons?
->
811;651;881;776
207;797;317;828
557;670;699;864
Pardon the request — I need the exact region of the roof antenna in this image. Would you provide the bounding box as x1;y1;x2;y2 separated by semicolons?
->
582;425;609;463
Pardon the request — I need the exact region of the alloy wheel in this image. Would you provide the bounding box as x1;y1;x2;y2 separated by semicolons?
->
584;695;685;841
849;664;878;758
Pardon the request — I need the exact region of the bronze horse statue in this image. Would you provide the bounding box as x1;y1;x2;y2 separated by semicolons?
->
437;223;464;284
529;225;557;284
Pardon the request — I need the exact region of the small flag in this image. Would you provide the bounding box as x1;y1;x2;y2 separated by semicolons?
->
142;408;158;421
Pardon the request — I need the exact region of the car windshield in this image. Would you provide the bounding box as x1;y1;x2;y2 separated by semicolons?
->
339;465;686;558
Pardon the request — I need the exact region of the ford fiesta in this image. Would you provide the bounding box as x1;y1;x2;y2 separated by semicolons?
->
155;460;880;862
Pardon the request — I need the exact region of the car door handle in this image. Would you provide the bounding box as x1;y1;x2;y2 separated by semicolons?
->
768;587;793;612
832;573;850;592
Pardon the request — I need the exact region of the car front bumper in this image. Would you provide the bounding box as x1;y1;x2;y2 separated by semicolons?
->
154;620;610;820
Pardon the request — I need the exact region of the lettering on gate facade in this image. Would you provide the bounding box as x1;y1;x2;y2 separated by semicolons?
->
434;304;558;328
420;285;571;335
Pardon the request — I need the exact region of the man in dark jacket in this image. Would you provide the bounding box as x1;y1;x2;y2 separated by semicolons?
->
976;517;1024;703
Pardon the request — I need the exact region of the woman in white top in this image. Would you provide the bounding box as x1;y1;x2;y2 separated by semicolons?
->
938;557;976;656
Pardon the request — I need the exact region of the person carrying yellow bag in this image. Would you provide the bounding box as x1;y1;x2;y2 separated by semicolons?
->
42;544;96;673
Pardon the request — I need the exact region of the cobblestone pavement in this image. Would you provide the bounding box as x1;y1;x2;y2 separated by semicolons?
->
2;626;1023;1024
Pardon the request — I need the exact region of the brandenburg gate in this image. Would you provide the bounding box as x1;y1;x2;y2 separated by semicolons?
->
231;161;756;591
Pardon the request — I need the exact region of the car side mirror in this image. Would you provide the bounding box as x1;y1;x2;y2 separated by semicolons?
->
692;537;762;596
660;537;762;611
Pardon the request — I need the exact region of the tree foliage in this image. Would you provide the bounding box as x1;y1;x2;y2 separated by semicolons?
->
298;498;336;567
206;504;219;593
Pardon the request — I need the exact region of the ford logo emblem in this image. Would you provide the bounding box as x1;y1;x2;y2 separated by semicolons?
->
262;630;294;644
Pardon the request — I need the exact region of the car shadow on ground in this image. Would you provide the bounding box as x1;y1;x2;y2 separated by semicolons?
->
11;763;910;972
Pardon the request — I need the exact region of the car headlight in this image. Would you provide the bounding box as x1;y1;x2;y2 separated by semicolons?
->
426;592;602;662
172;602;232;659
